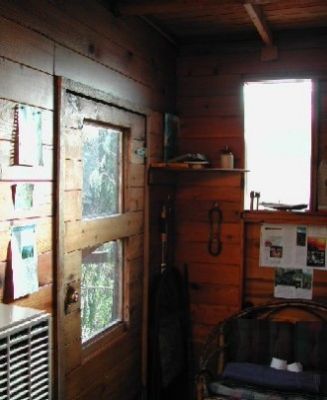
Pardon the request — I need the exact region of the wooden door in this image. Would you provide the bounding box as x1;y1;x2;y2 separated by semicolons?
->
56;79;146;399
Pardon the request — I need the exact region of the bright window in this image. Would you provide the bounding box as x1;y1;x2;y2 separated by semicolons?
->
243;79;312;210
81;241;123;343
82;123;122;219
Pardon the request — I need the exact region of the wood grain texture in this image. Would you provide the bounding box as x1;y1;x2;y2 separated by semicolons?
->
0;58;53;109
0;4;176;399
0;15;54;74
175;34;327;370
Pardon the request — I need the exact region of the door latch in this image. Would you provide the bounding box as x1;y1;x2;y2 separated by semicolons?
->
135;147;147;159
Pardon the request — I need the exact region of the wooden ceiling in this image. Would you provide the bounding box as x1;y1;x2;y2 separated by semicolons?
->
114;0;327;45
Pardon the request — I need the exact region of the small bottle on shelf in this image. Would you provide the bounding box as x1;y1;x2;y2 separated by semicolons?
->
220;146;234;169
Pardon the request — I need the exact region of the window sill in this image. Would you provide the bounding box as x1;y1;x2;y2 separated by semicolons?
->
82;322;128;363
242;210;327;224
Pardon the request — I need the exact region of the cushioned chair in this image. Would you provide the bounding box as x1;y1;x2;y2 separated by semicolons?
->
196;300;327;400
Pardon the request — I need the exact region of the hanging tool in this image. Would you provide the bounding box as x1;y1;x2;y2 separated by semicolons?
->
208;202;222;256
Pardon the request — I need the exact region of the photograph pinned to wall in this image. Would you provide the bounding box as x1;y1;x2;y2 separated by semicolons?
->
10;224;38;299
274;268;313;300
260;224;291;267
307;236;326;268
163;113;180;162
11;183;34;211
17;105;43;166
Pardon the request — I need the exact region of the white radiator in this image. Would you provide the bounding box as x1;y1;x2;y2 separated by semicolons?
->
0;304;51;400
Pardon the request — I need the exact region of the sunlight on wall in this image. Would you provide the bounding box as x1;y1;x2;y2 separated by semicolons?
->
243;79;312;209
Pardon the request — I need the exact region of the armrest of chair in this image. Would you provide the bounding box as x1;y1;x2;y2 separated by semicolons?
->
196;370;210;400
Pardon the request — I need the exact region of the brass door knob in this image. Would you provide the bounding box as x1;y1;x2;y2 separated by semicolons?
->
64;284;79;313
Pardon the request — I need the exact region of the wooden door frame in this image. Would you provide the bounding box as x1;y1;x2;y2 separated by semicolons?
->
55;77;152;399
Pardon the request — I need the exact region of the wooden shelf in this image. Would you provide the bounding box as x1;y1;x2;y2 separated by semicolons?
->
149;165;248;172
148;165;248;185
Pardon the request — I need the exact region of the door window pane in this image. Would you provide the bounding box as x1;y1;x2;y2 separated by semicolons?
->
81;241;123;343
82;123;122;219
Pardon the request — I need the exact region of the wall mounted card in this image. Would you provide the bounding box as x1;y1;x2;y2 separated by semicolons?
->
274;268;313;299
12;183;34;211
10;224;38;299
17;105;43;166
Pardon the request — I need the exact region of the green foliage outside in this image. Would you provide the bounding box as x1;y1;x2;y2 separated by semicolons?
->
81;124;123;342
82;125;121;219
81;241;121;343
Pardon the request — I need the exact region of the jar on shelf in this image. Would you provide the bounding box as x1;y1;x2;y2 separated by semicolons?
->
220;146;234;169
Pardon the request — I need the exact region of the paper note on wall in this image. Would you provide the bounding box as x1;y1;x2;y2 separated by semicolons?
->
260;224;327;270
10;224;38;299
274;268;313;300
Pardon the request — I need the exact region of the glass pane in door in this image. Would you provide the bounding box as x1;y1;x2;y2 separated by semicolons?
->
81;240;123;343
82;123;122;219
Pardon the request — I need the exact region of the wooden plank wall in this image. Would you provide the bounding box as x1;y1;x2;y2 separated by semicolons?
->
177;31;327;361
0;1;176;399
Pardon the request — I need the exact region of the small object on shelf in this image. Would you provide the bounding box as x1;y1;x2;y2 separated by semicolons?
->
260;202;308;211
150;162;189;169
186;161;209;169
250;191;260;210
220;146;234;169
255;192;260;210
150;154;210;169
250;191;255;210
168;152;209;163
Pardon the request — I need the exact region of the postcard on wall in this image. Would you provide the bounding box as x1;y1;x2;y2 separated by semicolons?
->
10;224;38;299
274;268;313;300
17;105;43;166
259;224;293;267
12;183;34;211
260;224;327;270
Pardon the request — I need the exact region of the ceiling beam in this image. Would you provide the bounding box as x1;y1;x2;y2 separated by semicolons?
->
243;2;273;45
117;0;277;16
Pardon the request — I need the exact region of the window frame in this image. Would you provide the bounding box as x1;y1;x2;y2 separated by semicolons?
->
80;123;131;356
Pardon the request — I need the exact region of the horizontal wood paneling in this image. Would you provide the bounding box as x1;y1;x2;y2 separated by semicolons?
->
0;3;176;400
0;0;176;111
54;45;164;110
174;170;244;353
0;58;54;109
0;16;54;74
177;32;327;370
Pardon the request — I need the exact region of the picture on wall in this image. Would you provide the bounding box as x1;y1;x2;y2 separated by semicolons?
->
10;224;38;299
17;105;43;166
274;268;313;300
260;224;327;270
11;183;34;211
